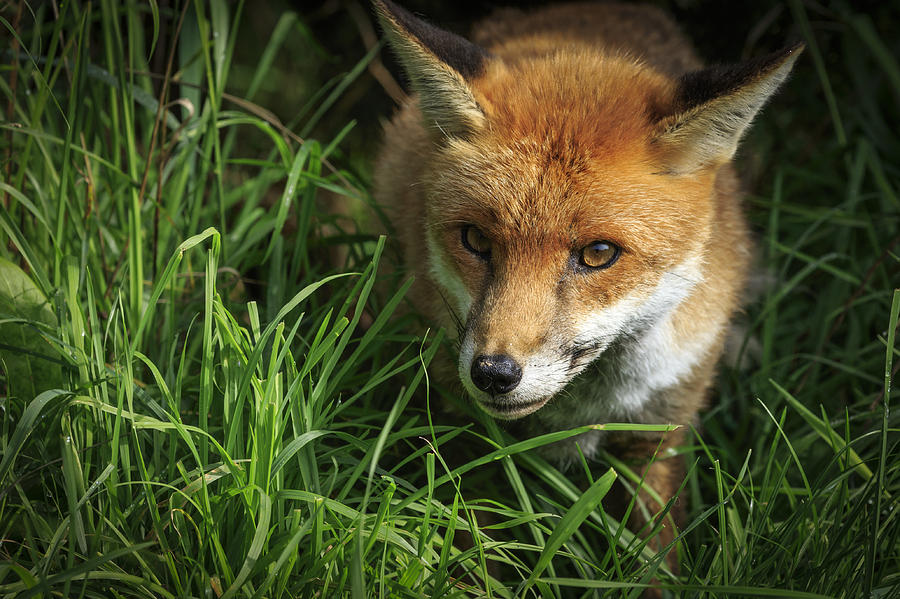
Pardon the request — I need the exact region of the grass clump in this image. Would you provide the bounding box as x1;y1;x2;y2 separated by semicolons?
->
1;1;898;598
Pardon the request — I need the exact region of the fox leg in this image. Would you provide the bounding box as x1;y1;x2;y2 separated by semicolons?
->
605;428;687;583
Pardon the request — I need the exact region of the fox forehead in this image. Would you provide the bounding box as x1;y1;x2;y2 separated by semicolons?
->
475;49;676;148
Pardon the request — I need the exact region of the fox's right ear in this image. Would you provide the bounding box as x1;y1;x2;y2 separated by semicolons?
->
374;0;488;138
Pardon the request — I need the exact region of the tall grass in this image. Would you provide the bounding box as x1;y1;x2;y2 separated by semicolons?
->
1;1;898;598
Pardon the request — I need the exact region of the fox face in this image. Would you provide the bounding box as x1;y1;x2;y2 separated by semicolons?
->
374;0;801;427
425;130;713;419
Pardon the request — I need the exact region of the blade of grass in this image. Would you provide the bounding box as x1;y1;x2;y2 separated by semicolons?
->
518;468;617;596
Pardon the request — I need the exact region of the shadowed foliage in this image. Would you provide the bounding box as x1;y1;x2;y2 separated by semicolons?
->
0;1;897;597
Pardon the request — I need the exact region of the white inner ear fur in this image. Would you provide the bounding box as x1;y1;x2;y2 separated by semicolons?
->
379;27;485;137
658;52;801;173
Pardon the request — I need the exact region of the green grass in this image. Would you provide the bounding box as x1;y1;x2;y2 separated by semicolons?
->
1;1;898;597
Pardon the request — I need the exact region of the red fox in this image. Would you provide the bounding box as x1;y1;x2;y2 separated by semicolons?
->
373;0;801;563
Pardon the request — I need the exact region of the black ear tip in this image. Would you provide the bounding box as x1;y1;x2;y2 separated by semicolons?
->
759;42;804;71
371;0;490;81
375;0;429;28
373;0;416;31
784;41;806;59
373;0;402;23
767;42;804;72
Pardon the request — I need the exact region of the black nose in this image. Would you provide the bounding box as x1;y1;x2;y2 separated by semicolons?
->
470;354;523;395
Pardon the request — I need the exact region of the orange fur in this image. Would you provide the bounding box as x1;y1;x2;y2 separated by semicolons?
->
373;0;801;576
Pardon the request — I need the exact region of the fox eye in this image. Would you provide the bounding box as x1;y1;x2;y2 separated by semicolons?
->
580;241;620;269
462;225;492;259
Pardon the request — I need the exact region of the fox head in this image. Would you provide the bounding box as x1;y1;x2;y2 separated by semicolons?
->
376;1;801;420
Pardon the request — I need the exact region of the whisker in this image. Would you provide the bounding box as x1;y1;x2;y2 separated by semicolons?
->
664;269;702;286
433;284;465;344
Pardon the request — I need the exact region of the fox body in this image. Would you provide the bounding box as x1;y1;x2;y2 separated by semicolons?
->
373;0;800;545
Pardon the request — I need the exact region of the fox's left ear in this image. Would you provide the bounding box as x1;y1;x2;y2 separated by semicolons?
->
655;44;804;174
374;0;488;138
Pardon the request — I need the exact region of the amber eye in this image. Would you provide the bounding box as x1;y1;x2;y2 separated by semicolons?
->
461;225;492;259
580;241;620;269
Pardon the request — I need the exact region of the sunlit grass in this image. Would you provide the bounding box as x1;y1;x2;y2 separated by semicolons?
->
0;2;897;598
